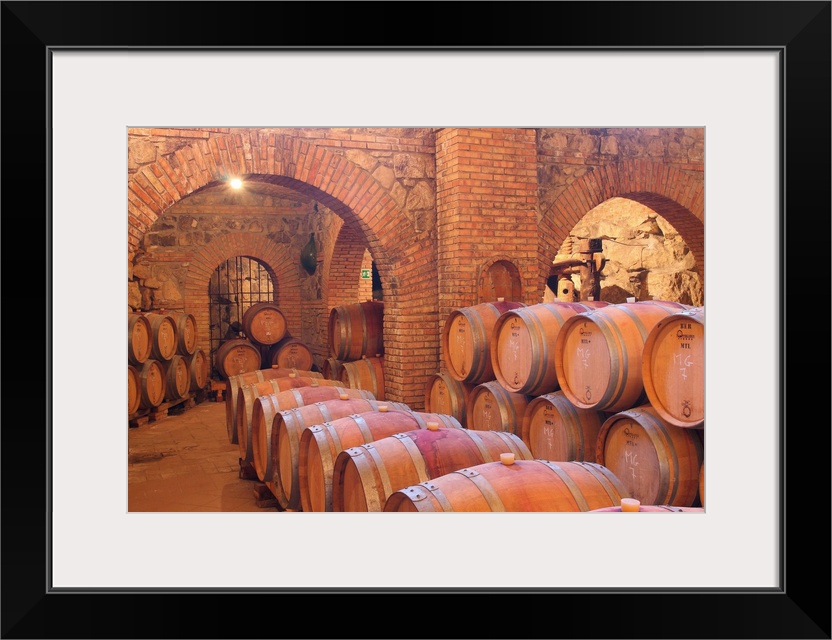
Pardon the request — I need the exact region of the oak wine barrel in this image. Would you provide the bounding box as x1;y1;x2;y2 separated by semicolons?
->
491;300;610;396
330;428;533;513
184;349;209;392
138;359;166;410
596;404;703;507
272;401;412;510
466;380;531;437
383;459;628;512
298;410;463;513
328;301;384;361
128;312;153;366
215;338;262;380
249;386;377;484
265;337;315;371
224;367;323;444
641;306;705;429
520;391;608;462
322;357;346;381
145;312;179;362
162;354;190;402
128;364;142;415
442;299;526;384
168;311;198;356
235;376;347;470
339;356;385;400
423;371;476;429
554;300;690;412
242;302;288;347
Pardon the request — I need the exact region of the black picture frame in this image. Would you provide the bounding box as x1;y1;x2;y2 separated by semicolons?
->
3;2;829;638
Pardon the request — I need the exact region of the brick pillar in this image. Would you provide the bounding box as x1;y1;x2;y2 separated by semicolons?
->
435;128;539;363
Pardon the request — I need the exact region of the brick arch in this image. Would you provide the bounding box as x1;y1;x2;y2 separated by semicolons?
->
538;159;705;288
128;131;438;407
183;233;302;358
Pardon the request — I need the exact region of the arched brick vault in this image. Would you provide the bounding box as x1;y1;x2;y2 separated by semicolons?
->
184;234;300;357
537;159;705;292
128;132;439;407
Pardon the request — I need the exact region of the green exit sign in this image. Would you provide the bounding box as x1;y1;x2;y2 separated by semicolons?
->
360;269;372;279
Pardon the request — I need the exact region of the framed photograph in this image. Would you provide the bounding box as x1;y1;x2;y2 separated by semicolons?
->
4;1;829;638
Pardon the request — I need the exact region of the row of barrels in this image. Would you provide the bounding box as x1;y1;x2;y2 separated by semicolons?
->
128;310;208;415
430;299;705;430
224;367;703;512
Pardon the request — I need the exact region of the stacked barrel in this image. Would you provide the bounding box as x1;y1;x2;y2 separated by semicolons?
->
409;298;706;512
215;302;317;380
324;301;385;400
128;309;208;420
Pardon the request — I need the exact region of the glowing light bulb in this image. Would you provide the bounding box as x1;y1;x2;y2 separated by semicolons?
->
230;178;242;189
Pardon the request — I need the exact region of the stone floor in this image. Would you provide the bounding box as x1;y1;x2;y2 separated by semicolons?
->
128;393;277;512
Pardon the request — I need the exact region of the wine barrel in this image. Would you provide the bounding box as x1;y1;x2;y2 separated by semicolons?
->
128;364;142;415
168;311;198;356
184;348;209;392
383;459;628;512
641;306;705;428
138;359;165;410
145;312;179;362
215;338;262;380
249;386;377;483
330;428;533;513
596;404;703;507
466;380;531;437
520;391;608;462
339;356;385;400
322;357;346;381
491;300;610;396
423;371;476;428
298;411;463;513
224;367;323;444
242;302;288;347
265;337;315;371
235;376;347;470
128;312;152;366
272;400;413;510
553;300;690;412
442;299;526;384
161;354;190;402
328;301;384;361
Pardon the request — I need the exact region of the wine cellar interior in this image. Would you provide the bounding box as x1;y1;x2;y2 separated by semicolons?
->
127;126;706;515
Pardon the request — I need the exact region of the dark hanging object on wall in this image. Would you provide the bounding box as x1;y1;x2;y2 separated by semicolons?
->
301;232;318;275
